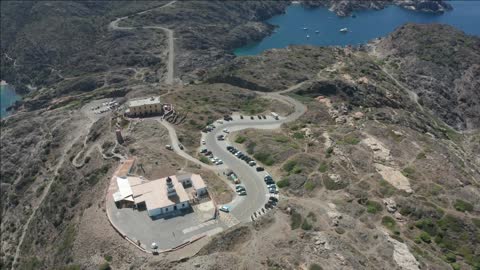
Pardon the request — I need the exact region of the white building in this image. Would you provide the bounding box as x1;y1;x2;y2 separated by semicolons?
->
113;173;208;217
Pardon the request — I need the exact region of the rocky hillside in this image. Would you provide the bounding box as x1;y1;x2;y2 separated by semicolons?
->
302;0;452;17
373;23;480;130
1;1;479;269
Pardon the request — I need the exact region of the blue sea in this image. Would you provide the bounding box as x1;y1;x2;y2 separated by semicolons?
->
235;1;480;56
0;84;20;118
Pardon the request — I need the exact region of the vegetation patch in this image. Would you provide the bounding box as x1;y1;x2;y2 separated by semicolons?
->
199;156;211;164
365;200;383;214
337;134;361;145
378;179;397;197
235;135;247;144
291;211;302;230
254;152;275;166
381;216;398;232
304;180;316;191
277;178;290;188
318;162;328;173
401;167;415;178
323;175;348;190
453;199;473;212
309;263;323;270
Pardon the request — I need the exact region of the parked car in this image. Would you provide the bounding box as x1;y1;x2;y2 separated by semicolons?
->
201;148;208;153
178;144;184;150
240;115;244;119
201;140;206;145
215;160;223;165
219;205;231;213
256;167;265;172
249;161;256;166
165;145;173;151
235;185;245;191
269;196;278;203
250;116;254;120
223;128;229;133
226;146;234;150
238;190;247;196
262;115;267;119
258;115;262;119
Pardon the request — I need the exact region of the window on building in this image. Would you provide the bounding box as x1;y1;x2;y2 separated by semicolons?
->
165;208;168;212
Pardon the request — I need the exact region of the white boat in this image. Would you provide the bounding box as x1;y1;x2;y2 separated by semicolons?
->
315;30;320;34
303;27;308;30
340;28;348;33
306;34;310;38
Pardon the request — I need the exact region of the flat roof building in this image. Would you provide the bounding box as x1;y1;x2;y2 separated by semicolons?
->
126;96;162;117
113;172;208;217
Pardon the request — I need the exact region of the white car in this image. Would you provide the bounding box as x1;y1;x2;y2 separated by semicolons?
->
223;128;229;133
201;139;206;145
215;160;223;165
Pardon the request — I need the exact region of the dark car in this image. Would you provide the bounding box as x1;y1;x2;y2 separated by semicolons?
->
240;115;244;119
250;116;254;120
205;151;212;155
262;115;267;119
201;148;208;153
269;196;278;203
264;175;273;181
256;167;265;172
226;146;233;150
258;115;262;119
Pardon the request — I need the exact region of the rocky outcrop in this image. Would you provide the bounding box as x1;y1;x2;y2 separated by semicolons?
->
302;0;452;17
374;23;480;130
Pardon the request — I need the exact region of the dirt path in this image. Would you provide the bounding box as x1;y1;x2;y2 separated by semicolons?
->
109;1;177;85
11;115;98;269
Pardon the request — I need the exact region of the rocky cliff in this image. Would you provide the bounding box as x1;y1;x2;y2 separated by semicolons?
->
302;0;452;17
373;23;480;130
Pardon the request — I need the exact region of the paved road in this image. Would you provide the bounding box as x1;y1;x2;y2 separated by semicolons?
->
204;91;306;222
109;1;176;85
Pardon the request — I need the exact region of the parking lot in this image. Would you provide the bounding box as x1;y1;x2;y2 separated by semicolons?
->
107;199;227;251
201;113;286;222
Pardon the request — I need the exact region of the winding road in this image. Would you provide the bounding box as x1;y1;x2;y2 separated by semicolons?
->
109;1;176;85
157;88;307;222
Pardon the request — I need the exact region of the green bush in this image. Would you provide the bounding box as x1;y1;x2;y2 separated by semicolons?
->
254;152;274;166
378;179;396;197
450;263;460;270
338;135;361;145
318;162;328;173
301;219;313;230
323;176;348;190
199;156;210;164
453;199;473;212
277;179;290;188
401;167;415;178
274;135;289;143
235;136;247;144
304;181;316;191
246;141;256;154
444;253;456;263
381;216;397;231
291;212;302;230
416;152;427;159
293;132;305;139
309;263;323;270
419;232;432;243
472;218;480;228
325;147;334;158
104;255;112;262
283;160;298;172
366;200;383;214
415;218;438;236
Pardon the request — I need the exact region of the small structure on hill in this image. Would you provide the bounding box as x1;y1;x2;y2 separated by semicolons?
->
125;96;163;117
113;172;208;217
